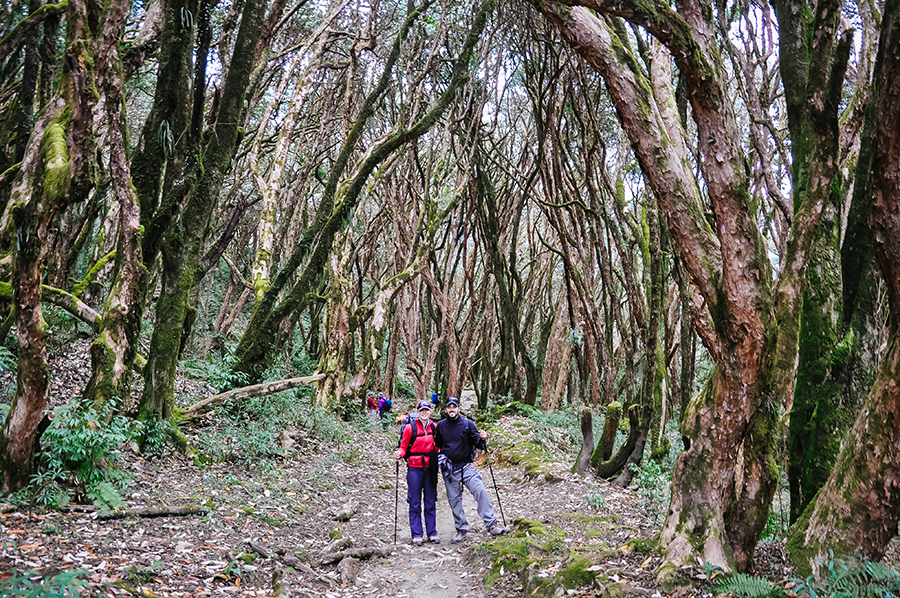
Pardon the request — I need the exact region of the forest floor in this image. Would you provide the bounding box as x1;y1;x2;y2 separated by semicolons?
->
0;339;811;598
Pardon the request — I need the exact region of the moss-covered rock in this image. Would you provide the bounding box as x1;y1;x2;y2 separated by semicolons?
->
477;518;615;596
489;435;556;479
520;553;603;597
621;538;658;555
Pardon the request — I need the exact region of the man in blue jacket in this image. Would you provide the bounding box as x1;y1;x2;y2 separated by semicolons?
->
434;396;509;543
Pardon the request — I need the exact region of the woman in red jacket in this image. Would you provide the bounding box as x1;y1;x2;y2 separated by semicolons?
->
393;400;440;545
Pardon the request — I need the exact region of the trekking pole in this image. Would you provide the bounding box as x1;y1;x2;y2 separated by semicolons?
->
393;460;399;544
484;441;506;527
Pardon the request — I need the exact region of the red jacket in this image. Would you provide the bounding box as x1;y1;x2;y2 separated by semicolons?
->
367;396;378;410
398;418;438;468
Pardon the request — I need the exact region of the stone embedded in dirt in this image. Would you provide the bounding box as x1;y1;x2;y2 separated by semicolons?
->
338;556;360;584
332;499;359;521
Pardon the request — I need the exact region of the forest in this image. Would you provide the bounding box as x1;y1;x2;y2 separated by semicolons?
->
1;0;900;587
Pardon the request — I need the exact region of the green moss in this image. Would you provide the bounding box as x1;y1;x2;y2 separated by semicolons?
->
656;562;693;590
593;401;622;466
41;123;71;204
623;538;658;555
563;513;610;525
557;555;600;587
785;500;816;577
650;437;671;462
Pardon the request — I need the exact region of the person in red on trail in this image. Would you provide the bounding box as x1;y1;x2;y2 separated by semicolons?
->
393;400;440;546
366;392;378;422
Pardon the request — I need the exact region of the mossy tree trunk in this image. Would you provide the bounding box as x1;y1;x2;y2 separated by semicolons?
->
1;192;50;492
534;0;849;574
315;245;355;410
774;0;875;527
0;0;98;491
137;0;267;421
786;4;900;574
130;0;200;267
592;401;621;466
81;0;148;414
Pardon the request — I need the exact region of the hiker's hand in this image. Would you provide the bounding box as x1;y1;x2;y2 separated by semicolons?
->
479;430;487;440
393;450;403;460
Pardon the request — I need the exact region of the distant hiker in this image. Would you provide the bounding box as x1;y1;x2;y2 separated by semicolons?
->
393;400;441;546
378;393;392;430
430;391;441;410
366;392;378;422
435;396;509;543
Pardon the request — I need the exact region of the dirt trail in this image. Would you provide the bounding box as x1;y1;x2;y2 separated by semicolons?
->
355;477;490;598
344;393;501;597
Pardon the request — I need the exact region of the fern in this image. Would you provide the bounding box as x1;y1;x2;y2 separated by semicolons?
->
87;481;126;511
1;567;88;597
0;345;15;371
794;553;900;598
712;573;785;598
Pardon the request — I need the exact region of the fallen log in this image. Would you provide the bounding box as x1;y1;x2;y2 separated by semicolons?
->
181;374;326;420
98;505;207;520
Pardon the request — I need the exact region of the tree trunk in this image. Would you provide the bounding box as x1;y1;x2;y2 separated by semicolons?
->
316;243;356;409
786;4;900;574
82;0;148;413
572;409;594;475
1;200;49;492
138;0;268;421
1;0;97;491
789;189;851;523
592;401;621;465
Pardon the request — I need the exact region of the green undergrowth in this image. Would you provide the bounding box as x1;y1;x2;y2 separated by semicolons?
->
475;518;650;597
193;385;351;467
1;567;89;597
709;553;900;598
10;399;134;510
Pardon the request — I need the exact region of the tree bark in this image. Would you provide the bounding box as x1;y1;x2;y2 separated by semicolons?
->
786;3;900;574
1;0;97;491
573;409;594;475
82;0;148;414
182;374;325;420
138;0;268;421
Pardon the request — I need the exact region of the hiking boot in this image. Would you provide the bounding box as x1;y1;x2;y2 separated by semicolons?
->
428;535;440;544
412;537;423;546
488;524;510;536
451;531;467;544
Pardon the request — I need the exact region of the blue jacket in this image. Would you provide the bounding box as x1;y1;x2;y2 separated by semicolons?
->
435;415;485;464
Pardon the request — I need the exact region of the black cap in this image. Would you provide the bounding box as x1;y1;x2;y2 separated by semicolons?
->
446;396;460;407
